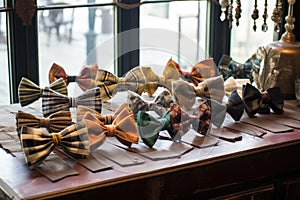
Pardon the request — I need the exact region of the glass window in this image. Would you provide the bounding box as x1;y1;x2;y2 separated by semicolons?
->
230;0;277;62
38;5;114;89
0;12;9;105
140;1;208;73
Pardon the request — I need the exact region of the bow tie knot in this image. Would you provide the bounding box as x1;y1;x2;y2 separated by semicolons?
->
40;118;51;130
69;97;78;108
51;133;62;146
106;124;117;137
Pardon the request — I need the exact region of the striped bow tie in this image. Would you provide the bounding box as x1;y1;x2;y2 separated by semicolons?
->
136;61;180;97
48;63;98;91
16;110;73;137
173;75;225;111
77;103;129;123
207;90;244;128
127;89;174;120
242;83;284;117
21;121;90;169
83;106;139;150
18;77;67;107
42;87;102;117
173;58;217;86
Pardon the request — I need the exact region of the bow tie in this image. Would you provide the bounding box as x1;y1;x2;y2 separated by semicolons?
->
21;121;90;169
77;103;129;123
218;54;261;81
83;107;139;150
42;87;102;117
49;63;98;90
224;76;250;97
18;77;67;107
173;58;217;86
173;75;225;110
136;61;180;97
208;90;245;127
16;110;73;138
128;89;174;120
242;83;284;117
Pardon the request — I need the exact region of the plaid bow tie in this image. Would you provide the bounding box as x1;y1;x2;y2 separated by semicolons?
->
18;77;67;107
127;90;174;120
242;83;284;117
83;106;139;150
16;110;73;137
173;58;217;86
42;87;102;117
48;63;98;91
21;121;90;169
136;61;180;97
224;76;250;96
218;53;261;81
77;103;129;123
207;90;245;128
173;75;225;110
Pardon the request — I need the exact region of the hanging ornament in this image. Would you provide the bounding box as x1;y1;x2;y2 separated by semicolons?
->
235;0;242;26
219;0;229;21
262;0;269;32
227;0;234;29
271;0;283;32
251;0;259;31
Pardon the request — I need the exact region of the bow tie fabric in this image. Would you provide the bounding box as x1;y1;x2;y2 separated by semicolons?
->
128;90;174;120
76;103;129;123
208;90;245;127
83;107;139;150
21;121;90;169
173;58;217;86
49;63;98;90
242;83;284;117
42;87;102;117
18;77;67;107
173;75;225;110
224;76;250;97
136;61;180;97
16;111;73;137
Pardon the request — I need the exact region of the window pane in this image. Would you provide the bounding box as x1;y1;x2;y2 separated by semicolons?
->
37;0;113;6
230;0;277;62
0;12;9;104
38;6;114;90
0;0;3;7
140;1;208;71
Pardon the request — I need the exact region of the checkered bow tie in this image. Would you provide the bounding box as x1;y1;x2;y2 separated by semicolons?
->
18;77;67;107
173;75;225;111
16;110;73;137
83;106;139;150
20;121;90;169
173;58;217;86
42;87;102;117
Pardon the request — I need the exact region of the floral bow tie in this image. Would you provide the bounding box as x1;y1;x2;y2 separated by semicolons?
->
136;60;180;97
208;90;245;127
77;103;129;123
83;107;139;150
128;90;174;120
218;53;262;81
173;75;225;110
42;87;102;117
137;101;211;148
21;121;90;169
18;77;67;107
224;76;250;96
242;83;284;117
16;110;73;138
173;58;217;86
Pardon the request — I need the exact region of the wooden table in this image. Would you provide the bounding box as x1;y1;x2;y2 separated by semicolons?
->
1;99;300;200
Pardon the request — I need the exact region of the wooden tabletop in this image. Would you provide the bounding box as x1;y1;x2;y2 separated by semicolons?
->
1;97;300;200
